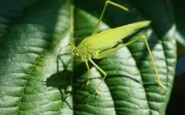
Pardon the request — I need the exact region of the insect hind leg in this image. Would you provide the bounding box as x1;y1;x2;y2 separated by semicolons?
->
122;34;166;89
89;58;107;95
93;34;166;90
139;35;166;89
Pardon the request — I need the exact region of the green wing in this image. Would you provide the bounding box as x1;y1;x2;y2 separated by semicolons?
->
81;21;151;50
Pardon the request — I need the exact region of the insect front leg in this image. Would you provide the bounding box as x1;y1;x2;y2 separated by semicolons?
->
85;60;90;74
88;58;107;95
92;0;129;35
84;60;91;85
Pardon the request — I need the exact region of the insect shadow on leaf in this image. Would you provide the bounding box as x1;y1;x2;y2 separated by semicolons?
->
46;52;72;89
46;52;72;109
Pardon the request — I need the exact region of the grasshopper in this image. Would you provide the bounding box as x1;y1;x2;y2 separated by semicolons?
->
72;0;165;94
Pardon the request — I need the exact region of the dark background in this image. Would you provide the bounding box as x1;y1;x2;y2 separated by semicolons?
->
166;0;185;114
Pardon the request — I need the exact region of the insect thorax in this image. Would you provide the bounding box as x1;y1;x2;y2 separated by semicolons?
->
75;43;96;60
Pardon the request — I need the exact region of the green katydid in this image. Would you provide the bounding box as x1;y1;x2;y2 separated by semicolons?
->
72;0;166;94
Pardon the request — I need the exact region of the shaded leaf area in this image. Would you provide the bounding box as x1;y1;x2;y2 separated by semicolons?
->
0;0;21;37
74;0;176;115
0;0;43;38
171;0;185;46
0;0;73;115
170;0;185;76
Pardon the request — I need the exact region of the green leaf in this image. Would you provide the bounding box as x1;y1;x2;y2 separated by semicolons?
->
0;0;73;114
0;0;176;115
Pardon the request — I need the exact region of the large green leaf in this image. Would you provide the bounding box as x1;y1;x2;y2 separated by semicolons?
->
0;0;176;115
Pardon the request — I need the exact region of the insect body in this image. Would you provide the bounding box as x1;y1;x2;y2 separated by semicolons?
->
73;21;150;60
72;0;165;94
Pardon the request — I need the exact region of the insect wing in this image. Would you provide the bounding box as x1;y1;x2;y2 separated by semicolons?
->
81;21;151;50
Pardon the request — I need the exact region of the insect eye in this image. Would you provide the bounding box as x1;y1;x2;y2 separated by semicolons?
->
72;48;79;56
